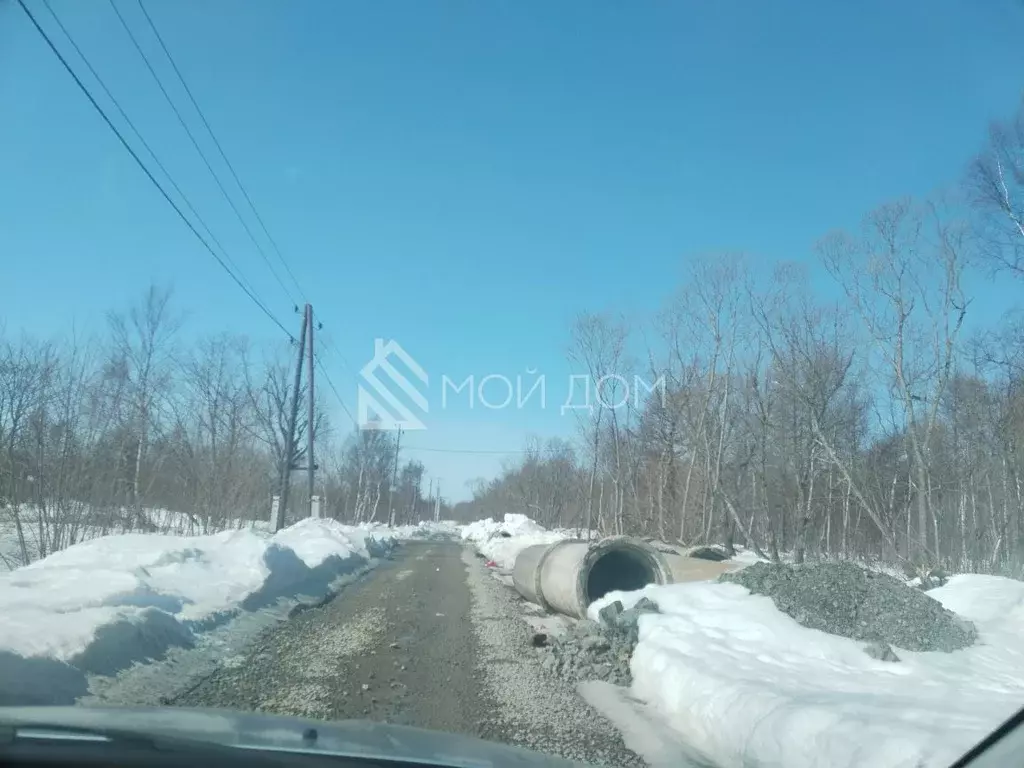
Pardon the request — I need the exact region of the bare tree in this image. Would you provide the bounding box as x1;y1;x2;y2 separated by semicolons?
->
106;285;179;529
970;98;1024;277
817;199;970;566
568;312;628;539
0;337;57;564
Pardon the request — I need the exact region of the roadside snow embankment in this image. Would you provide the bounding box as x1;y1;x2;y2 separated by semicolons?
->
585;570;1024;768
461;514;570;570
0;519;397;706
358;519;462;542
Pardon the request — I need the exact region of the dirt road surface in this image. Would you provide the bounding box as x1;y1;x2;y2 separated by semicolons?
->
171;541;645;766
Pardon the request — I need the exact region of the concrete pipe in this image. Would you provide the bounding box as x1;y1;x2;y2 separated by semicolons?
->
511;536;670;619
511;535;742;619
659;552;741;583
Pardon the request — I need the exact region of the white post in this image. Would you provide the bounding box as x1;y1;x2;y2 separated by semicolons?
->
311;495;321;519
271;495;281;529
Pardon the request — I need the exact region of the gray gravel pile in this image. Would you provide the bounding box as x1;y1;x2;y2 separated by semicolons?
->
720;561;977;658
540;597;660;686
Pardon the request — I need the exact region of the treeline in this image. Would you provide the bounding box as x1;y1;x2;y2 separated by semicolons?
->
455;99;1024;578
0;287;442;568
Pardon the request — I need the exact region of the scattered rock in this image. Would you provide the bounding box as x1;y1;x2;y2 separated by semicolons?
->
541;599;660;687
683;545;729;562
633;597;660;614
598;600;624;626
865;642;901;662
720;561;977;653
530;632;549;648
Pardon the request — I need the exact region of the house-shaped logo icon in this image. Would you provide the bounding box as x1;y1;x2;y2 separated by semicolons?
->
357;339;429;431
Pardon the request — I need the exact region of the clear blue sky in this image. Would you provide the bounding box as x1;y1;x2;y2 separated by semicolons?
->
2;0;1023;500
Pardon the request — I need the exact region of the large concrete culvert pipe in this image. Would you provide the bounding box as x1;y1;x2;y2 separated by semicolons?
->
511;536;665;619
512;536;739;619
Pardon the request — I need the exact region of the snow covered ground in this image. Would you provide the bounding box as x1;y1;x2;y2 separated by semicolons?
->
7;507;1022;767
0;517;417;705
0;505;277;571
460;513;573;569
462;515;1024;767
359;518;463;542
587;576;1024;768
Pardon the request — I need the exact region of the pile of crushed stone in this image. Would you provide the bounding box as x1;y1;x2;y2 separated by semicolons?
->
720;561;977;660
538;597;660;685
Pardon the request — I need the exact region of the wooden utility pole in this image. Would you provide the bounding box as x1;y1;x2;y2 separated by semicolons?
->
305;303;315;517
277;307;308;532
388;426;402;526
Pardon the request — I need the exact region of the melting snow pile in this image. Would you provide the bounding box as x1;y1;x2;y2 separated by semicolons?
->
461;513;570;569
359;519;461;542
585;571;1024;768
0;518;396;706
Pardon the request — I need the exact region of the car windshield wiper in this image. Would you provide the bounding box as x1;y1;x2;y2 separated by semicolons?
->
0;720;423;768
0;720;350;768
1;721;199;746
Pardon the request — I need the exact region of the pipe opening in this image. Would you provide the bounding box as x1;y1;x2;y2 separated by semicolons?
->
585;548;659;603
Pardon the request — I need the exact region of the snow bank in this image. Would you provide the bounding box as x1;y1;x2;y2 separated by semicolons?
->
460;514;571;570
0;519;396;706
0;505;277;572
588;574;1024;768
357;519;461;542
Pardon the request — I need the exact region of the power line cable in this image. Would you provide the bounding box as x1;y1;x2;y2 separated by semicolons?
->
26;2;541;462
135;0;308;304
16;0;292;338
39;0;265;307
314;354;359;428
311;309;359;375
107;0;300;309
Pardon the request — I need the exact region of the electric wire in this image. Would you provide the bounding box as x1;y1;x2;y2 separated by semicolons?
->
17;0;292;337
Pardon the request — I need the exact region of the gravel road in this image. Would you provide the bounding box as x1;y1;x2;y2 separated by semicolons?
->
171;541;644;767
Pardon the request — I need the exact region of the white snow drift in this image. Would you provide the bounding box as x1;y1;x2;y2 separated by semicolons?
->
476;514;1023;767
589;575;1024;768
461;513;571;570
0;519;395;666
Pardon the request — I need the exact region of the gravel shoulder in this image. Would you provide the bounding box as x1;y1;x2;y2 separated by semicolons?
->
464;547;644;767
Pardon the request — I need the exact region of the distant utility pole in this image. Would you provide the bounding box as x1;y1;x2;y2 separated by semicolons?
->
277;306;308;531
434;483;441;522
305;303;315;518
387;426;402;527
275;303;317;532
